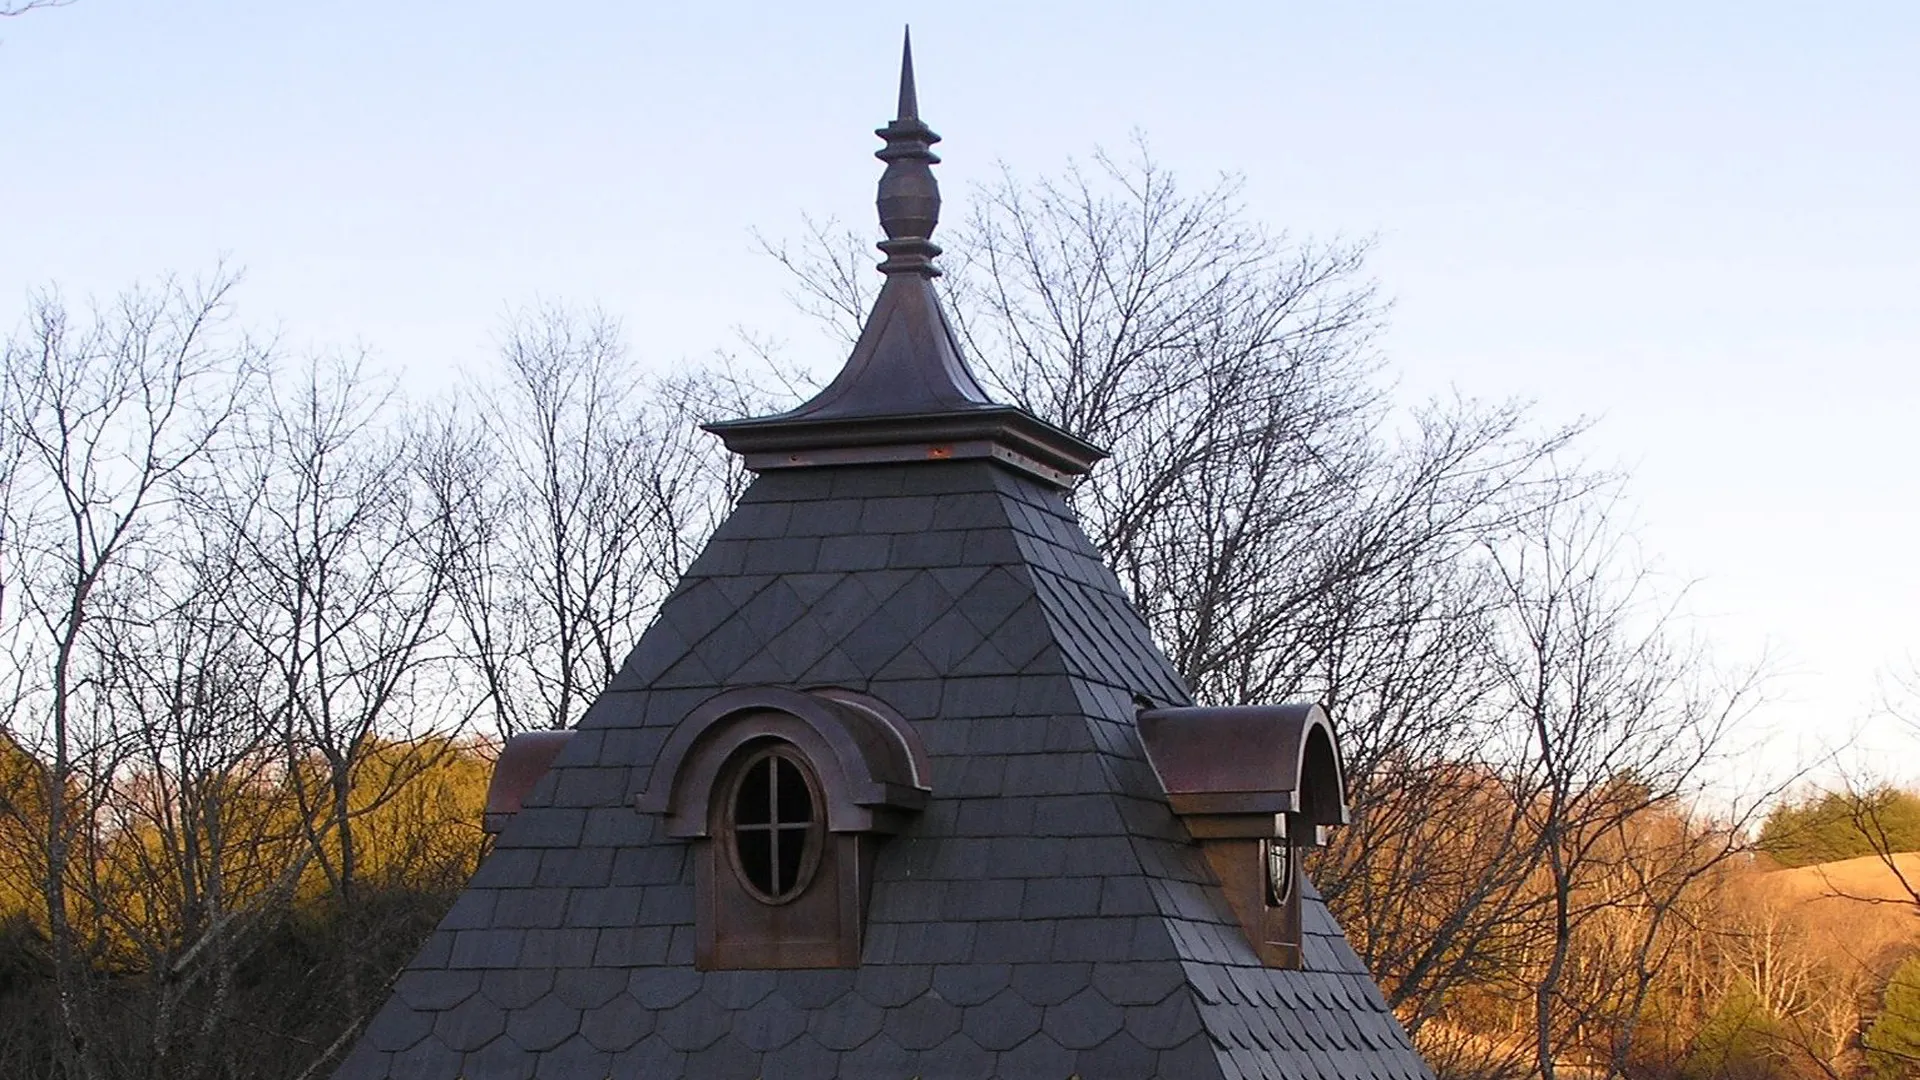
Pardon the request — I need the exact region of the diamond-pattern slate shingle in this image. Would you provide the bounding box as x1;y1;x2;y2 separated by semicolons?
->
333;458;1434;1079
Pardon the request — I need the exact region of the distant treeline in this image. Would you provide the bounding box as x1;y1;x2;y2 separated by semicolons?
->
1759;787;1920;869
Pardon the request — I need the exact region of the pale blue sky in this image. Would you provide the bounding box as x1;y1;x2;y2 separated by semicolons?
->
4;2;1916;772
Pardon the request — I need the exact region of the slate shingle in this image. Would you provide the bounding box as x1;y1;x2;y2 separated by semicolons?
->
1046;985;1128;1050
884;992;963;1050
705;969;777;1010
808;989;885;1051
332;1045;391;1078
963;989;1044;1051
432;993;505;1053
533;1035;611;1078
362;999;434;1054
502;994;579;1053
628;965;701;1010
577;994;652;1052
533;849;610;889
760;1034;842;1080
733;995;810;1051
923;1031;994;1079
549;966;627;1010
514;927;595;968
1078;1029;1161;1080
656;994;731;1052
836;1031;915;1077
778;969;858;1009
480;969;554;1011
607;1036;684;1075
389;1037;461;1080
1001;1031;1079;1077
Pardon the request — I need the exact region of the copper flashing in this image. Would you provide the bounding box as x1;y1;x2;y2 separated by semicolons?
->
707;404;1103;488
482;730;575;834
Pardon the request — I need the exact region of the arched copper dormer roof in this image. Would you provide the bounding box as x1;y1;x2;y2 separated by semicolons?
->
1135;702;1351;827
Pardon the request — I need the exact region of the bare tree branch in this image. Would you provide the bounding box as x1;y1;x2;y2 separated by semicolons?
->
0;0;75;16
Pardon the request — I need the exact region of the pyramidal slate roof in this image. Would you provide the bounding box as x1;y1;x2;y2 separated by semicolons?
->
333;32;1432;1080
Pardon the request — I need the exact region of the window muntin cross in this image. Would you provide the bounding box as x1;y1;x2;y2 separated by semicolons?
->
727;746;822;903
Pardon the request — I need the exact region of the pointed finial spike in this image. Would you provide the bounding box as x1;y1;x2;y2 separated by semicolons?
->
897;27;918;121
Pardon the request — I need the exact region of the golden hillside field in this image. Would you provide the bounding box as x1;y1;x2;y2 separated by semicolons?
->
1766;852;1920;905
1756;852;1920;957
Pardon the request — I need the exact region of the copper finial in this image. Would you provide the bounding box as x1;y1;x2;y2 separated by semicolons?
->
701;29;1107;486
875;27;942;276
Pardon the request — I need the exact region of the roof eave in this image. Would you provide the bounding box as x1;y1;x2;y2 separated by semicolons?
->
704;407;1107;489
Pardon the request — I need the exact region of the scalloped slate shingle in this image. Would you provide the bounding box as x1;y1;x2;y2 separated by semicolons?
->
332;459;1434;1079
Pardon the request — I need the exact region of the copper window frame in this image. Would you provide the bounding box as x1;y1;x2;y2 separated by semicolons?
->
721;743;828;906
1263;836;1297;908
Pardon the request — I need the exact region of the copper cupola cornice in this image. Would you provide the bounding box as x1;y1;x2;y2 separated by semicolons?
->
704;28;1106;489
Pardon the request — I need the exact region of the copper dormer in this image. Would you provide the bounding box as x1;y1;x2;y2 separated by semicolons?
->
705;30;1105;488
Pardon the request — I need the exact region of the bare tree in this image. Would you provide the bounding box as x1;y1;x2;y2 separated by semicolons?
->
191;354;464;929
75;507;322;1077
442;304;750;736
0;272;263;1080
0;0;74;16
1482;494;1774;1079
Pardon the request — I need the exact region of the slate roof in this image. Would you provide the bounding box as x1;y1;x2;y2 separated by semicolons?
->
332;459;1434;1079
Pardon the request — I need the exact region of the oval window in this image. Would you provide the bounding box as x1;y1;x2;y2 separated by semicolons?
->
1263;837;1295;907
726;745;824;904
